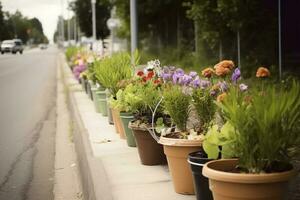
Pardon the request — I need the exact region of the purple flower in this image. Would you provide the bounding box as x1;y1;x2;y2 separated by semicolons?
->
175;68;185;76
189;71;198;78
73;64;87;80
191;76;201;88
239;83;248;92
172;73;180;84
219;81;228;92
231;68;241;83
199;79;211;89
161;72;172;81
180;74;193;85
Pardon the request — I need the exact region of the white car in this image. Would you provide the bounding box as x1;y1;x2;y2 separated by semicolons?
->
1;39;24;54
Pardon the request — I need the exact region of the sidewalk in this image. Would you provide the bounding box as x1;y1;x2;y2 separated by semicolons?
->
60;54;196;200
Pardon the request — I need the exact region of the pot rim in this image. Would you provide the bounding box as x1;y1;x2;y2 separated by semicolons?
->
203;159;297;184
159;136;203;147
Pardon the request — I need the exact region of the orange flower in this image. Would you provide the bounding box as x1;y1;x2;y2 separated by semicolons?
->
215;65;231;76
256;67;270;78
214;60;235;70
201;67;215;78
217;92;227;102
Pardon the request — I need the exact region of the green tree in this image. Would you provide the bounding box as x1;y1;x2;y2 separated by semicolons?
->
71;0;111;41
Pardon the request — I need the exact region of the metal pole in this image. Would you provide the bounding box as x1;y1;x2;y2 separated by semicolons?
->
237;30;241;69
74;17;77;42
67;1;71;45
130;0;138;63
278;0;282;79
92;0;96;41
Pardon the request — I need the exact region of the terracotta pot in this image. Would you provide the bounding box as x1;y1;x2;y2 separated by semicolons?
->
203;159;297;200
159;137;202;195
130;124;166;165
111;108;126;139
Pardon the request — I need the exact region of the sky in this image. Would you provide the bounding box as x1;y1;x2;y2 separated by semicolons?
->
2;0;73;43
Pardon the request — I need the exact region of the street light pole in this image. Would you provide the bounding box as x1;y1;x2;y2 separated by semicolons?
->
67;0;71;45
278;0;282;79
130;0;137;63
91;0;96;41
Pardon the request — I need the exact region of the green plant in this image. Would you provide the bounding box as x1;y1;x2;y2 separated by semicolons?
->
65;46;81;62
218;81;300;173
192;88;216;133
94;52;133;97
163;85;191;131
202;122;237;159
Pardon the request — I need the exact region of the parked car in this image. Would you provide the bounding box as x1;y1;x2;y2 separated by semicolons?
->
39;43;48;50
1;39;24;54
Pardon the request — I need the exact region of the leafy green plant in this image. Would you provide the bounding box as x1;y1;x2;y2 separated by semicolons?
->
163;85;191;131
94;52;133;97
218;81;300;173
202;122;237;159
65;47;81;62
192;88;216;133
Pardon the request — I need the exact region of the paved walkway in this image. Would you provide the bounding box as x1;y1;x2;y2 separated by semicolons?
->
61;55;196;200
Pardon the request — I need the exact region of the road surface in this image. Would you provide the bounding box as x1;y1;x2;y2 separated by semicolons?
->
0;47;57;200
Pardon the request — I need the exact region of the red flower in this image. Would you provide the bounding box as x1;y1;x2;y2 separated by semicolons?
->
142;76;147;82
153;79;161;85
137;71;144;77
147;71;154;79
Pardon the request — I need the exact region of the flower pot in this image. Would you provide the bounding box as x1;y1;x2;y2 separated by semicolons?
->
98;99;108;116
107;106;114;125
80;78;86;91
188;150;213;200
95;91;106;114
159;137;203;194
87;81;93;100
111;108;125;139
119;112;136;147
203;159;297;200
130;124;167;165
83;79;88;94
106;92;114;125
91;88;100;113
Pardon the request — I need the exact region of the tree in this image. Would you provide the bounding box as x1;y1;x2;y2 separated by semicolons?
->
71;0;111;41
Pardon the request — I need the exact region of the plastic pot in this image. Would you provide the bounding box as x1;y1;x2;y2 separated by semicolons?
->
106;91;114;125
159;137;203;194
91;88;100;113
130;124;166;165
119;112;136;147
203;159;297;200
98;98;108;116
188;150;213;200
111;108;125;139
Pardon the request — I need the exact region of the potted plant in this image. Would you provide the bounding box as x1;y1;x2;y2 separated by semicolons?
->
110;84;136;144
203;68;300;200
126;60;167;166
94;52;134;129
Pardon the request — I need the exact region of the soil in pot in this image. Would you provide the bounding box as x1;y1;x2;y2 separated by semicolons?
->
188;149;213;200
119;112;136;147
159;137;202;195
203;159;297;200
130;124;166;165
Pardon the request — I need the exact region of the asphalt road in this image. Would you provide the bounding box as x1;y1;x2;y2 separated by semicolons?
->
0;47;58;200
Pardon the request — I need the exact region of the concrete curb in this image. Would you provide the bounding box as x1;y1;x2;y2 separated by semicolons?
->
60;54;113;200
